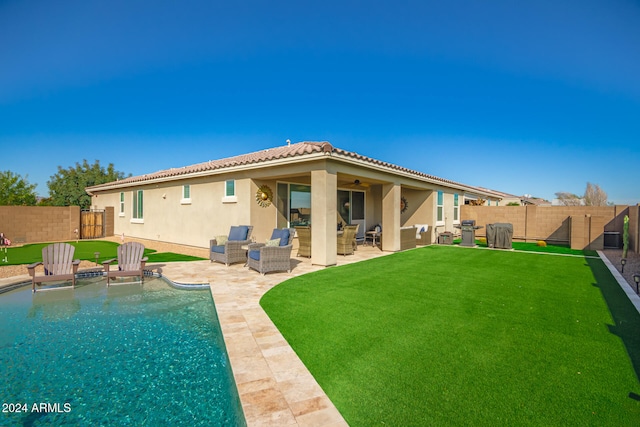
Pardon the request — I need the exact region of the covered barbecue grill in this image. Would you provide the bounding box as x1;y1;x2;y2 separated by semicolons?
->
486;223;513;249
455;219;483;247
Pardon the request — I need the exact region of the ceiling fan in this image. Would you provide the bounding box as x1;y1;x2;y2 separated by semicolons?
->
345;179;371;189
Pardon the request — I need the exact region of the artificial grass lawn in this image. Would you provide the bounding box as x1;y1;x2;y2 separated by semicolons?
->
261;246;640;426
454;239;598;257
0;241;205;265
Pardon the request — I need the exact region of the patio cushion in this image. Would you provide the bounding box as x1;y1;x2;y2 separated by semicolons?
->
270;228;290;246
215;235;228;245
266;238;280;247
228;226;249;241
211;245;226;254
248;250;260;261
415;224;428;239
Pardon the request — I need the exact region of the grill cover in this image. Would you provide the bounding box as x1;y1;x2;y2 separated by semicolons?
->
486;223;513;249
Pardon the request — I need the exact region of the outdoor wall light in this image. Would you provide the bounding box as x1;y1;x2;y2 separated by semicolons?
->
621;258;627;273
633;274;640;294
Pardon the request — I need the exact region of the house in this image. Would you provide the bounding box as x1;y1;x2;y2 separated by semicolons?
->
86;141;501;266
465;187;520;206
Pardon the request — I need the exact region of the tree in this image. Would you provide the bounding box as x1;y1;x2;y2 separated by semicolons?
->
555;191;582;206
583;182;608;206
0;170;38;206
555;183;609;206
47;160;129;208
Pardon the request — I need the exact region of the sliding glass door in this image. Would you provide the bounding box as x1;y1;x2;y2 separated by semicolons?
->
277;183;311;228
277;183;364;237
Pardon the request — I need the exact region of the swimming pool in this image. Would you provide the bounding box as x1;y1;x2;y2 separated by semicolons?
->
0;277;245;426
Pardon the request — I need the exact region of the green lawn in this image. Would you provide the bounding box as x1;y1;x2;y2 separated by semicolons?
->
261;245;640;426
453;239;598;257
510;241;598;256
0;241;205;265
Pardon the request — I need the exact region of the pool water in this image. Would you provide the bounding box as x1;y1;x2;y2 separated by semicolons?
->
0;277;245;427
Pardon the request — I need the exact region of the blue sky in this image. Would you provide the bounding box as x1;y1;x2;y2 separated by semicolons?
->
1;0;639;204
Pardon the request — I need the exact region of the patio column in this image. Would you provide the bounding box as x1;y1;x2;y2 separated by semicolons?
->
382;183;401;252
311;170;337;266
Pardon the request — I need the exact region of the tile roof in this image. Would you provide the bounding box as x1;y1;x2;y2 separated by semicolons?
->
86;141;496;196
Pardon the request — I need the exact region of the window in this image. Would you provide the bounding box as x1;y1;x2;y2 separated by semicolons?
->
119;192;125;216
181;184;191;204
437;191;444;224
225;180;235;197
453;194;459;223
222;180;237;203
132;190;143;222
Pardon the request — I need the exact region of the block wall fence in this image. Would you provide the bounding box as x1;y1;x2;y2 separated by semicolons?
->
0;206;114;244
460;204;639;253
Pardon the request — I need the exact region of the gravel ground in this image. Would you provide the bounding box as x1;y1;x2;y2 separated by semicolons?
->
602;248;640;293
0;237;209;280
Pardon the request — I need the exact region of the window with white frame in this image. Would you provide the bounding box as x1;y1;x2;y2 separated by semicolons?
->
437;191;444;225
222;179;237;203
119;192;125;216
453;193;459;223
181;184;191;204
132;190;143;222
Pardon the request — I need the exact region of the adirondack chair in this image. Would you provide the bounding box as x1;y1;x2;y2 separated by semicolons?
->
27;243;81;292
102;242;148;285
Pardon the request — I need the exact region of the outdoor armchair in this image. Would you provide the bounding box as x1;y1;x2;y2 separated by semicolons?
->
415;224;431;245
337;226;357;256
247;228;296;275
344;224;360;251
27;242;81;292
210;225;254;266
102;241;148;285
295;226;311;258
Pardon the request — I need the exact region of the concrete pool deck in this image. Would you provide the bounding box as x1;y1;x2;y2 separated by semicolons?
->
0;241;390;426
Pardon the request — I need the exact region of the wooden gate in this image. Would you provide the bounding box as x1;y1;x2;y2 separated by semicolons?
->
81;209;105;239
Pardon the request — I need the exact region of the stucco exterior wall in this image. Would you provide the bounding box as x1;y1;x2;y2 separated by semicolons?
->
93;175;253;248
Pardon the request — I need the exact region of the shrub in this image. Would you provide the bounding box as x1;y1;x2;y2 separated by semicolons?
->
537;240;547;247
478;237;487;245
